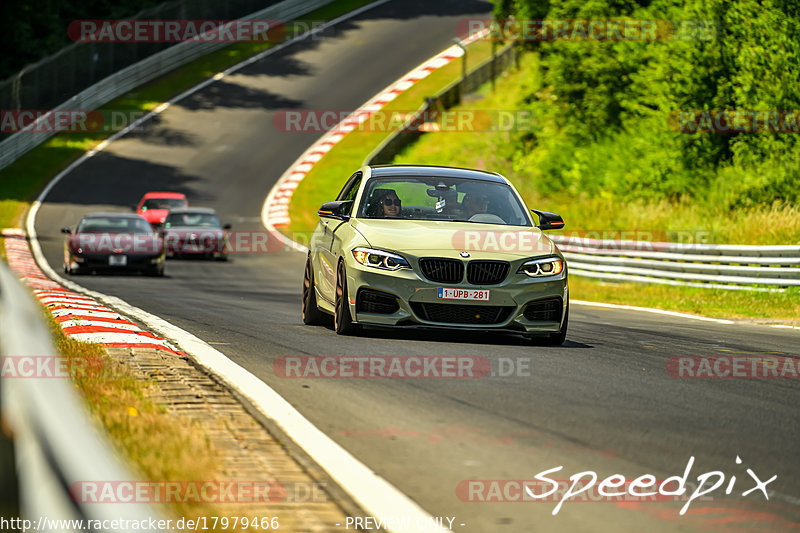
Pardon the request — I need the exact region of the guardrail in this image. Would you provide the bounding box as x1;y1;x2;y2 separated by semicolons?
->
0;0;335;171
0;260;163;529
551;235;800;291
364;42;517;166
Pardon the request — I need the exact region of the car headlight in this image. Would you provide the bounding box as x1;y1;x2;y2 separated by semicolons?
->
352;247;411;271
518;257;564;277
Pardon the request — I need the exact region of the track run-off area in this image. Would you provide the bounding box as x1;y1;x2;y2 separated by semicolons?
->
28;1;800;531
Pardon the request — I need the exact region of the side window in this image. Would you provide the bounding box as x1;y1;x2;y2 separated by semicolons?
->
336;171;362;215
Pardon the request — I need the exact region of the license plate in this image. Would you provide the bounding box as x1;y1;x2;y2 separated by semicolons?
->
437;288;489;301
108;255;127;266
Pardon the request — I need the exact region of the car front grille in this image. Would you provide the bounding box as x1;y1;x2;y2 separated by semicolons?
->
419;258;464;284
523;298;562;322
357;289;399;314
466;261;510;285
410;302;514;325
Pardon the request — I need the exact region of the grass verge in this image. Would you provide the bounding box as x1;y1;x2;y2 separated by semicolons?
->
570;278;800;322
392;52;800;246
0;0;374;231
48;315;224;521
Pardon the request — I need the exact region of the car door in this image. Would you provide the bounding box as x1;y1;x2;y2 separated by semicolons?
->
315;172;362;304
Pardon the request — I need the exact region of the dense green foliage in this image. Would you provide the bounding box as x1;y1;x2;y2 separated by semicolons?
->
496;0;800;209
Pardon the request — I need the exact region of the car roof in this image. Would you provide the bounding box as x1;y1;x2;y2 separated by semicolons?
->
141;191;187;199
368;164;507;183
166;207;217;215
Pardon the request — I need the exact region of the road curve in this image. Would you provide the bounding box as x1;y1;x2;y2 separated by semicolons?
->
33;1;800;531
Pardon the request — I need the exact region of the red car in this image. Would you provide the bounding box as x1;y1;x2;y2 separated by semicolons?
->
135;192;188;228
62;213;165;276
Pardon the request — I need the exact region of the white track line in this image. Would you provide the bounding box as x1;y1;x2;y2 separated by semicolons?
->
571;300;736;324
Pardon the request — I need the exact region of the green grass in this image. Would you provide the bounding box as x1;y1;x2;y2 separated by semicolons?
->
393;52;800;246
47;315;227;522
570;278;800;322
0;0;373;230
285;38;495;238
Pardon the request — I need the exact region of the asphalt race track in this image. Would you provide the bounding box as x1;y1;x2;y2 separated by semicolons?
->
33;1;800;531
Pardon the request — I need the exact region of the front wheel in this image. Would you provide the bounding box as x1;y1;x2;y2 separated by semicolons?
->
334;261;357;335
302;256;325;325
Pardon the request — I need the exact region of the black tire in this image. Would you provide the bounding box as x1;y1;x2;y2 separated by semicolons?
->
302;256;325;326
334;261;357;335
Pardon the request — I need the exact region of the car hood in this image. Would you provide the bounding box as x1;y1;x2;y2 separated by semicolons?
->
350;219;556;259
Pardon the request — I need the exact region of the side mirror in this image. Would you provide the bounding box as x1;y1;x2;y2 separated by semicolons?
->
531;209;564;231
131;204;138;212
318;200;353;221
223;224;232;230
61;227;72;234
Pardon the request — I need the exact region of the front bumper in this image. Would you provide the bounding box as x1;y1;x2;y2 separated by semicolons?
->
67;252;164;273
344;255;568;334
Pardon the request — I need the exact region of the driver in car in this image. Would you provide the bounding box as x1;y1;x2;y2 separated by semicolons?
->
382;190;402;218
462;193;490;218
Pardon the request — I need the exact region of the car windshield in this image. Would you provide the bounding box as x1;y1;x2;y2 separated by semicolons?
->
164;213;221;228
142;197;187;210
357;176;532;226
77;217;154;233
